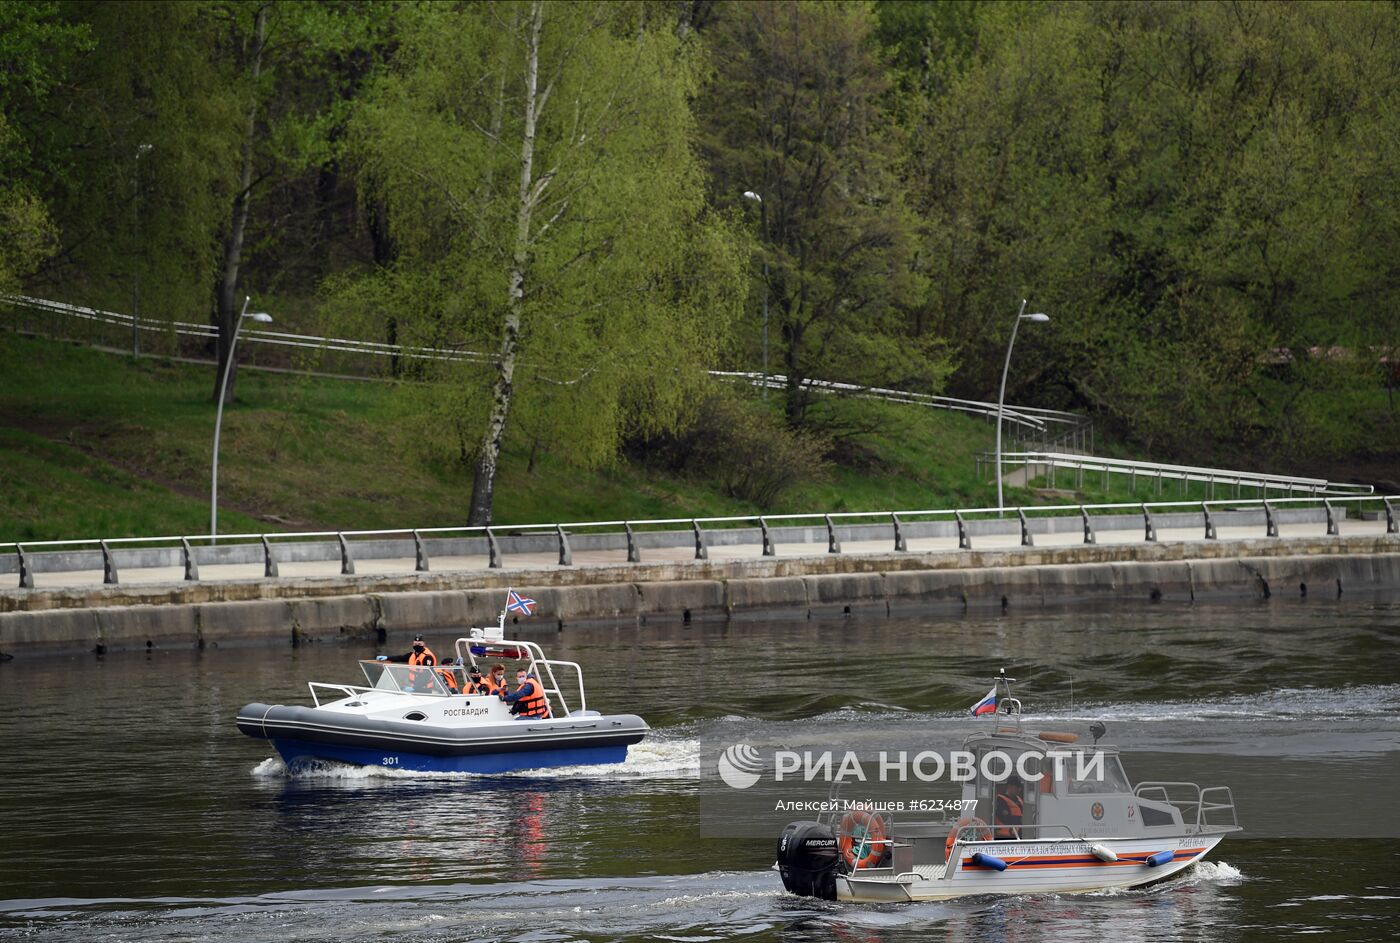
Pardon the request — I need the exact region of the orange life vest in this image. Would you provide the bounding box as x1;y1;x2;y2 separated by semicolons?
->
437;668;460;694
515;677;550;718
403;647;437;692
995;791;1023;838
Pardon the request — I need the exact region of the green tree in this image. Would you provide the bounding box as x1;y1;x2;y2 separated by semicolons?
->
909;0;1400;459
208;0;390;402
0;1;91;291
339;0;745;524
699;0;948;430
22;1;242;333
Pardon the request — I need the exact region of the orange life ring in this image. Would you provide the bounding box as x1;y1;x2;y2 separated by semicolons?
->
838;810;888;871
944;816;992;861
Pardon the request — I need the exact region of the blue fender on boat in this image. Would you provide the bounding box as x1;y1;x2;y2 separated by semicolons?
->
1144;850;1175;867
970;852;1008;871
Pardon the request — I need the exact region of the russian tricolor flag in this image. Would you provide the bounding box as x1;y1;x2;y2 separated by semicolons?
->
970;685;998;716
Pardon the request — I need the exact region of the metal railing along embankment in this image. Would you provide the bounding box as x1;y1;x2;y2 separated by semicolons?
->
4;295;1081;435
978;451;1375;499
2;496;1396;593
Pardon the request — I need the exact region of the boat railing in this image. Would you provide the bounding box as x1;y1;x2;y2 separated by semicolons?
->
992;696;1023;732
510;642;579;717
536;658;586;715
308;682;371;707
1134;781;1240;832
457;636;586;718
848;835;896;876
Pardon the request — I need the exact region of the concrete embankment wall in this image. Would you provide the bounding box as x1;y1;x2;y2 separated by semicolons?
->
2;536;1397;656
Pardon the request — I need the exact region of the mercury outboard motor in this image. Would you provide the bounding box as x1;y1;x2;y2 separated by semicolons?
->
776;820;842;900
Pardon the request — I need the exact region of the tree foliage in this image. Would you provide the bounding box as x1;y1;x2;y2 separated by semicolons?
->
23;1;242;320
337;0;746;522
0;1;90;290
908;0;1400;457
3;0;1395;513
700;0;951;429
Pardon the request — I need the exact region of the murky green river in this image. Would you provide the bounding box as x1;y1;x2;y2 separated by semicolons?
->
2;594;1397;941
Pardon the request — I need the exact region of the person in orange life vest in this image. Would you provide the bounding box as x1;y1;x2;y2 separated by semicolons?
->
499;668;550;719
481;663;507;695
437;662;464;694
376;635;437;666
460;665;490;695
375;636;438;691
995;779;1024;839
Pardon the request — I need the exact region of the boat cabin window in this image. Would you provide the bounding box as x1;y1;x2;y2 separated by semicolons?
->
1063;753;1132;795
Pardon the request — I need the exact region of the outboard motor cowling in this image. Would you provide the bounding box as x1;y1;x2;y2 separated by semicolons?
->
776;820;841;900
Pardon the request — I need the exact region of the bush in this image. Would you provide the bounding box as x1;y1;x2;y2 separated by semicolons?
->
628;386;828;507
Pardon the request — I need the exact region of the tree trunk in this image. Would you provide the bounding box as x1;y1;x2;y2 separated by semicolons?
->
212;4;268;404
783;319;806;427
467;1;544;526
366;195;398;375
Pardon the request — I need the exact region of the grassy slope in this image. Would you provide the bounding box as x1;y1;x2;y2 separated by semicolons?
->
0;333;1035;542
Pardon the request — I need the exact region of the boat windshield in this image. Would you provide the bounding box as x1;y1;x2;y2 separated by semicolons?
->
1063;753;1132;795
359;661;450;695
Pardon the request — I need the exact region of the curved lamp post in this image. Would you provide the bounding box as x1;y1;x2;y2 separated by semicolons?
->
996;300;1050;513
210;296;272;540
741;190;769;399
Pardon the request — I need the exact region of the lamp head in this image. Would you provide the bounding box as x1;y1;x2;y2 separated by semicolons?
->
245;312;273;323
741;190;762;203
1021;313;1050;323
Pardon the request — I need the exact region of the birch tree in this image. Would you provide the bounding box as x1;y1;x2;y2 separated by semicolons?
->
344;0;744;524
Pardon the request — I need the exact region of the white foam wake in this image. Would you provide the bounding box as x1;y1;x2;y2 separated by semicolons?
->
1171;860;1244;885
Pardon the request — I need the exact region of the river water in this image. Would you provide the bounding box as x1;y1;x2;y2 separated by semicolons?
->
2;595;1398;941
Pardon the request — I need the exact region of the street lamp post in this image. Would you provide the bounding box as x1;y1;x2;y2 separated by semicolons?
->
995;299;1050;514
741;190;769;399
132;143;152;358
210;296;272;540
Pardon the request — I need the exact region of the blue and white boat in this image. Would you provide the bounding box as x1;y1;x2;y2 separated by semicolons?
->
236;607;648;774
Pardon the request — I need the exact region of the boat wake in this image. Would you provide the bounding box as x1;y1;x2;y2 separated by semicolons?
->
1169;860;1244;885
1085;860;1244;898
0;863;1251;942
